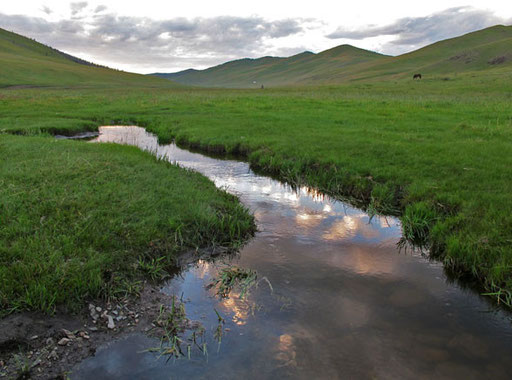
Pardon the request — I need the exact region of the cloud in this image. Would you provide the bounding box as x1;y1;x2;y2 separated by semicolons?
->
327;7;512;55
0;11;306;72
94;5;107;13
40;6;52;15
70;2;88;16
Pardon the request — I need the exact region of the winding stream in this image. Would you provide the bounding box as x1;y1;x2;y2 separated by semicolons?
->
73;126;512;379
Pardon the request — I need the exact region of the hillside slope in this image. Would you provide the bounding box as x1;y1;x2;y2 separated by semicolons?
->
349;25;512;81
153;45;386;87
153;25;512;87
0;28;177;88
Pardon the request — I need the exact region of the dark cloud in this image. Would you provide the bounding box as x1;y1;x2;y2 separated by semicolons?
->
0;11;305;72
41;6;52;15
70;2;88;16
327;7;512;54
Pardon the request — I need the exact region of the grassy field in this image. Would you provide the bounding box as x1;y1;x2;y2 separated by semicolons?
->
0;134;254;314
2;71;512;305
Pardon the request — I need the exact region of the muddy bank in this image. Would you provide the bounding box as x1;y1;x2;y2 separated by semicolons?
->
0;284;180;379
0;243;236;379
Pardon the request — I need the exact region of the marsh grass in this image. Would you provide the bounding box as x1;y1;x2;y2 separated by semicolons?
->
0;134;255;314
146;297;221;360
1;75;512;305
208;266;258;299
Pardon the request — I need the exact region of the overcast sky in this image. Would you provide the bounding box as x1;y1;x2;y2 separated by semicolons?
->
1;1;511;73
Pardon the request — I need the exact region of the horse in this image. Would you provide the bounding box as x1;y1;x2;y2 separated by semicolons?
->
413;73;422;80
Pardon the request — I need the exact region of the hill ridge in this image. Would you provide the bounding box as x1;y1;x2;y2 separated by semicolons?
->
152;24;512;87
0;27;177;88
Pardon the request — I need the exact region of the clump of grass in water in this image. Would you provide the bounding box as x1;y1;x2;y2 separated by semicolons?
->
208;266;258;299
145;297;210;361
482;283;512;308
213;308;225;352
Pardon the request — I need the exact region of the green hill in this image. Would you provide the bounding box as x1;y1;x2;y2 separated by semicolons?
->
153;25;512;87
153;45;385;87
0;28;177;88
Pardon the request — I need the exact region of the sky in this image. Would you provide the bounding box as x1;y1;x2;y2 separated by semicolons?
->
1;1;511;73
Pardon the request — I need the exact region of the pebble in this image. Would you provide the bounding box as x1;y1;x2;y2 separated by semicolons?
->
62;329;75;340
107;315;115;329
47;350;58;360
96;306;102;313
58;338;70;346
88;327;98;332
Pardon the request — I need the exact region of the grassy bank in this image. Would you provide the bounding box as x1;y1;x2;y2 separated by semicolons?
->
1;73;511;303
0;134;255;315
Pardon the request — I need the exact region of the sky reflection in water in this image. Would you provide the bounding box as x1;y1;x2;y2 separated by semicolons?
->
73;126;512;379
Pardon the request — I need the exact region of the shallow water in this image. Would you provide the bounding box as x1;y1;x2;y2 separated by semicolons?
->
73;126;512;379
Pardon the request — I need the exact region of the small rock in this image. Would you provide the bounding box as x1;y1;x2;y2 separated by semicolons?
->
88;327;98;332
135;319;139;324
29;335;39;341
48;350;59;360
107;315;115;329
96;306;102;312
62;329;75;339
45;337;55;346
58;338;70;346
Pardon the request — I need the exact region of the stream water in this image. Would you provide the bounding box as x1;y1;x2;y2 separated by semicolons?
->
73;126;512;379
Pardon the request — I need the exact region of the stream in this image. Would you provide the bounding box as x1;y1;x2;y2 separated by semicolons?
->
72;126;512;379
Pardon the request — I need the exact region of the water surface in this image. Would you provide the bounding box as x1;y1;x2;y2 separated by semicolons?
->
73;126;512;379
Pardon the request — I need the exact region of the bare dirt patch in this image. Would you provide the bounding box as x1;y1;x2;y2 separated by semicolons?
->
0;285;172;379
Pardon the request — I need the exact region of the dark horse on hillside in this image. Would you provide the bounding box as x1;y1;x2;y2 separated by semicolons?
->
413;73;422;80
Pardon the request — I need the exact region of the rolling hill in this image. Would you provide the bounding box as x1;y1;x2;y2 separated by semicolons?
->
154;45;386;87
153;25;512;87
0;28;176;88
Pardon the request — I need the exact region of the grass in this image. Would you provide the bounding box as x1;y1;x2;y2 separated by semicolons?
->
0;134;255;315
208;266;259;299
2;73;511;305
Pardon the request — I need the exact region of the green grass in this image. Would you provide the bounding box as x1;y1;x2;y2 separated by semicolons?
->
2;23;512;308
2;73;511;304
0;134;255;314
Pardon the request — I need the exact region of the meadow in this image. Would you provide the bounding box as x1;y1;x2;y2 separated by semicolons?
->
0;134;254;314
1;69;512;309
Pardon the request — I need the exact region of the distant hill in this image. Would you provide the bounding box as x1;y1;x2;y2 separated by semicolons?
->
0;28;177;88
153;45;386;87
152;25;512;87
